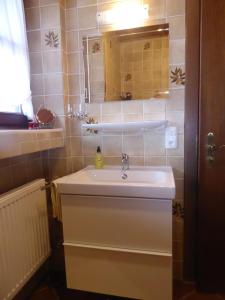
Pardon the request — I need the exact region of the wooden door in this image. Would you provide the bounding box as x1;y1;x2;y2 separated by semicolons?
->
198;0;225;291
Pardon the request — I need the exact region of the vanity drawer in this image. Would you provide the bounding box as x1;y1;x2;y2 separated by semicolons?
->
61;195;172;253
64;244;172;300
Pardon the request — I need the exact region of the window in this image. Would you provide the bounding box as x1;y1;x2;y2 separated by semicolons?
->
0;0;33;120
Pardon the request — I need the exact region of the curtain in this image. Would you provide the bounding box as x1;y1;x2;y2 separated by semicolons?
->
0;0;34;119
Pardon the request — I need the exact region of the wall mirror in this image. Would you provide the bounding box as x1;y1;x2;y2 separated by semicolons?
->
83;23;169;103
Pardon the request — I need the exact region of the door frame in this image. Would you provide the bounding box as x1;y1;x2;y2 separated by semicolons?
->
184;0;200;281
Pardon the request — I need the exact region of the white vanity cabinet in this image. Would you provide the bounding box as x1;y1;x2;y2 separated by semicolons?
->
61;194;172;300
55;166;175;300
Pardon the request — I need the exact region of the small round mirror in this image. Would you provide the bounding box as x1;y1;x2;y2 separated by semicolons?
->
36;107;55;128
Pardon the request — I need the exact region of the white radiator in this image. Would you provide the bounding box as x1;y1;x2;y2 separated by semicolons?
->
0;179;51;300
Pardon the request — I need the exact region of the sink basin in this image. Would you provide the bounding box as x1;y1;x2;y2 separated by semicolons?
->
55;166;175;199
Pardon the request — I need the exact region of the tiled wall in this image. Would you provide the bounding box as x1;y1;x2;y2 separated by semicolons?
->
24;0;73;178
25;0;65;117
24;0;185;279
0;152;45;195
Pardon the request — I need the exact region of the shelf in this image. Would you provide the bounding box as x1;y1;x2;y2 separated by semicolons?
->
82;120;168;132
0;128;64;159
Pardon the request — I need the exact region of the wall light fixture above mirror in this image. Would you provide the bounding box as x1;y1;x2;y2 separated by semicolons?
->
97;3;149;29
83;23;169;103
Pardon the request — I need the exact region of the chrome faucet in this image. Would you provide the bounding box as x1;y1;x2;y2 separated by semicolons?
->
122;153;129;172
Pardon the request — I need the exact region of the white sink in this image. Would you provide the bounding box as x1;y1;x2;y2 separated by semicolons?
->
55;165;175;199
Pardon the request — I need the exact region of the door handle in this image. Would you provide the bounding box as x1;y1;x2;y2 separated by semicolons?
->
206;132;225;164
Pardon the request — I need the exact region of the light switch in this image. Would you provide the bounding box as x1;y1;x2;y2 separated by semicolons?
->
165;126;177;149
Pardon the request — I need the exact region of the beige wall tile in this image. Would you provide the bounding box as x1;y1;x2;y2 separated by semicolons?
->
32;96;45;114
31;74;44;95
49;138;70;158
71;156;84;171
30;52;43;74
97;0;120;3
123;135;144;156
27;30;42;52
44;73;64;94
123;114;143;122
143;100;166;113
26;157;44;181
83;156;94;166
103;156;121;165
168;15;185;39
169;39;185;65
43;51;62;73
65;0;77;9
11;161;29;188
145;156;167;166
68;74;80;95
60;7;66;30
77;0;96;7
40;5;60;28
70;136;82;156
0;166;14;194
167;89;184;111
24;0;40;8
40;0;59;5
86;103;101;115
102;136;122;156
101;114;123;123
66;31;79;51
166;0;185;17
122;101;143;114
67;52;79;73
54;116;67;130
68;95;81;106
102;102;121;114
143;112;165;121
69;118;82;136
144;0;166;19
65;8;78;30
48;158;69;179
167;156;184;179
144;134;165;156
25;8;40;31
45;95;65;115
78;6;97;29
128;156;145;166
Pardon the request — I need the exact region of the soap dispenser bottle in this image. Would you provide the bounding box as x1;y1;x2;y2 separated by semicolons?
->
94;146;104;169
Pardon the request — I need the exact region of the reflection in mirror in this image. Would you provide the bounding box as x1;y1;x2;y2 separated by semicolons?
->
83;23;169;103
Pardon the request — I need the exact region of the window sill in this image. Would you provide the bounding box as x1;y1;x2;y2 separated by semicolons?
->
0;128;64;159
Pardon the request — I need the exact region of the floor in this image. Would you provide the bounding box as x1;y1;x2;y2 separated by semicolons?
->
28;278;225;300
